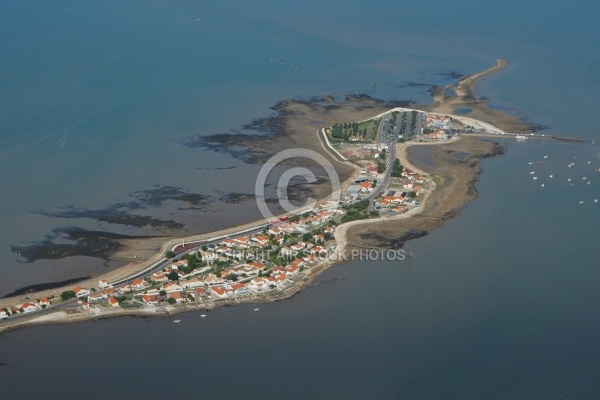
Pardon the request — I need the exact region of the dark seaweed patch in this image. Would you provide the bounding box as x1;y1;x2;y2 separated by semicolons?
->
9;227;154;263
2;276;91;298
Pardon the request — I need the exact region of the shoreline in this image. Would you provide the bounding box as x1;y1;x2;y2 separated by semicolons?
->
0;136;503;333
0;60;522;332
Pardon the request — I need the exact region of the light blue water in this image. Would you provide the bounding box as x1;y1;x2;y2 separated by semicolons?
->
1;0;600;397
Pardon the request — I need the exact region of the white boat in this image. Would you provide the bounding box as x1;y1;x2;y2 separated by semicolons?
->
579;201;584;204
173;320;181;323
200;314;207;318
544;155;548;159
516;135;528;140
254;308;260;311
528;162;533;165
583;177;587;180
530;171;535;175
533;177;538;180
549;175;554;178
587;182;591;185
541;184;545;187
594;199;598;203
568;178;572;182
568;163;575;168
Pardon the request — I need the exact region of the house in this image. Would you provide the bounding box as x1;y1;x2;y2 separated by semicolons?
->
251;235;270;247
142;295;160;305
221;239;237;248
168;292;186;304
73;287;91;298
233;237;249;248
181;278;203;289
119;285;132;294
191;288;206;299
313;234;325;242
104;288;117;297
20;303;39;313
152;271;169;282
272;273;289;285
171;259;189;270
290;242;305;252
248;261;266;271
88;292;108;303
367;166;378;175
248;277;268;291
372;149;380;158
211;286;230;299
82;302;90;310
131;278;148;290
98;280;112;290
0;309;9;318
268;227;284;236
230;282;249;295
162;281;183;293
39;297;51;307
204;274;225;286
108;297;119;307
359;182;372;192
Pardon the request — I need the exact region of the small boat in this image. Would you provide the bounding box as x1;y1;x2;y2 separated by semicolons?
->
587;182;591;185
516;135;528;140
579;201;584;204
254;308;260;311
568;163;575;168
568;178;572;182
533;177;538;180
583;177;587;180
541;184;545;187
594;199;598;203
528;162;533;165
530;171;535;175
544;155;548;159
173;320;181;323
549;175;553;178
200;314;207;318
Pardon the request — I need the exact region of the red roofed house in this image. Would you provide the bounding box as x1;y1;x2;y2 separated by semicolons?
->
73;287;91;298
131;278;148;290
108;297;119;307
142;295;160;305
39;297;51;307
20;303;39;313
168;292;186;304
230;283;247;294
211;286;229;299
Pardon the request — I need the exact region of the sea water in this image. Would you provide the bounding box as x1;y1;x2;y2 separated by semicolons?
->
0;0;599;397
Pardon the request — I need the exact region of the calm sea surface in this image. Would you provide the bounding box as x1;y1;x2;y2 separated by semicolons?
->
1;0;599;398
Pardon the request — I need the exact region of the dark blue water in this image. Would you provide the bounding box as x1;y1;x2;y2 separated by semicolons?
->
1;0;600;397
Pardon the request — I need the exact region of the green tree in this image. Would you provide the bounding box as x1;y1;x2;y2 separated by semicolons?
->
60;290;76;301
167;271;180;281
159;290;167;296
167;297;176;305
408;191;417;199
164;250;175;259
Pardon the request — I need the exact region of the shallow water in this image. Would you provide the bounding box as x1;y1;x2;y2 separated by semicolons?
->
1;0;600;397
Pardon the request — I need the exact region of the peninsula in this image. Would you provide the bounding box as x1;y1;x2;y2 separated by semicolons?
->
0;60;536;332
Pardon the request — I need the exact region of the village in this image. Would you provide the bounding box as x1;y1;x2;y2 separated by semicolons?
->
0;109;461;322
